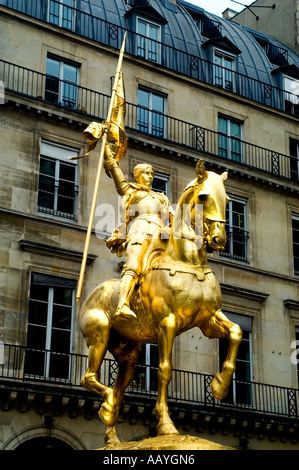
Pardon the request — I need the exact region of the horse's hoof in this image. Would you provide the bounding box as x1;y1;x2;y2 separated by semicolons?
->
99;404;117;427
99;389;118;426
210;373;229;400
105;426;120;447
157;421;179;436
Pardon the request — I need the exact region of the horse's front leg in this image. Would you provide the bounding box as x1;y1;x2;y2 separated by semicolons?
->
155;313;179;436
81;310;112;399
200;309;242;400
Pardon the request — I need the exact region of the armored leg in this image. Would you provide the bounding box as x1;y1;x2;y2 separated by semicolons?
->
114;270;138;320
114;237;150;321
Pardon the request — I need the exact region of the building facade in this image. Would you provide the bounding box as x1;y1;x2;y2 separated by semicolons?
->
231;0;299;55
0;0;299;450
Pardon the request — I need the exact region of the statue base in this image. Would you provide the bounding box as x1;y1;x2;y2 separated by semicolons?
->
100;434;237;450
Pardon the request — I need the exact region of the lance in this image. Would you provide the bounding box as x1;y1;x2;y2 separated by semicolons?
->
75;31;127;304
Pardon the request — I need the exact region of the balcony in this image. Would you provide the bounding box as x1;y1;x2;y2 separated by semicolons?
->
221;227;250;263
1;59;298;183
1;0;299;115
37;177;79;221
1;343;298;428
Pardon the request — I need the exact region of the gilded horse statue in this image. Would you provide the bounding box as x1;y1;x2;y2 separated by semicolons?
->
79;161;242;445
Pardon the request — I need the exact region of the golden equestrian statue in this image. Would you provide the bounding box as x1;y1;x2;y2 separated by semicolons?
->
75;35;242;446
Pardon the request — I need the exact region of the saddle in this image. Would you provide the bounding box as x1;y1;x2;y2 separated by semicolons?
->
140;224;170;275
140;225;212;282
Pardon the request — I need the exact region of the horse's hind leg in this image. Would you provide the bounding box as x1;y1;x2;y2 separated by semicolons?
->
200;309;242;400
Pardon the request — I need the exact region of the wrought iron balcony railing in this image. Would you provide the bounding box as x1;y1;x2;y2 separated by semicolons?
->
37;178;79;221
221;227;250;263
1;59;298;183
2;0;299;114
1;343;298;420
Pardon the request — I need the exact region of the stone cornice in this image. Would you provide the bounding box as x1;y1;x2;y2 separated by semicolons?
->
220;283;269;302
18;239;97;265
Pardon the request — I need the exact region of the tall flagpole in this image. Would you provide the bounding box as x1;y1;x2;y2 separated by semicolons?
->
76;31;127;304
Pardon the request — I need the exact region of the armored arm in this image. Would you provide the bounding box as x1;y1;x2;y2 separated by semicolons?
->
103;143;131;197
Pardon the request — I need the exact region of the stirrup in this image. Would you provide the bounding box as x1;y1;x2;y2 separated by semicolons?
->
114;304;137;321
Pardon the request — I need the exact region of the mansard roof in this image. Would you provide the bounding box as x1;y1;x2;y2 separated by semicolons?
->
77;0;299;87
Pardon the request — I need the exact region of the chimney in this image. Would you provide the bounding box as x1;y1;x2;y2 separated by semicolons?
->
222;8;238;20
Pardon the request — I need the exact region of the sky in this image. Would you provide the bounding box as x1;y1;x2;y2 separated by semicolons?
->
185;0;255;17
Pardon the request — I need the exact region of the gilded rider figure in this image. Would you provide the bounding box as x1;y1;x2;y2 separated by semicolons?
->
103;143;173;322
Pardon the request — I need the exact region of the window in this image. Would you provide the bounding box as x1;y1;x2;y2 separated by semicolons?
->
202;17;222;39
214;50;235;91
296;327;299;386
290;139;299;181
0;340;4;366
252;35;288;66
193;16;202;33
38;141;78;220
45;56;79;109
24;273;76;381
221;196;248;262
137;87;166;138
133;344;158;392
218;115;242;162
152;172;169;197
266;44;288;66
219;313;252;406
292;215;299;275
284;75;299;116
48;0;76;30
136;17;161;63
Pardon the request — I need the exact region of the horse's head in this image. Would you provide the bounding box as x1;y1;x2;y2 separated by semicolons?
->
191;160;228;252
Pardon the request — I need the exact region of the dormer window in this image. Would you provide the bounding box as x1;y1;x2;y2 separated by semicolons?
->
284;75;299;115
250;33;289;66
202;37;240;92
202;16;222;39
125;2;166;64
214;49;235;92
136;17;161;62
48;0;76;30
266;44;288;67
193;16;202;32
